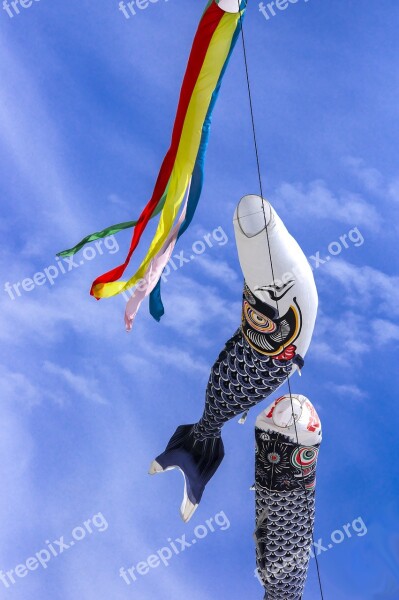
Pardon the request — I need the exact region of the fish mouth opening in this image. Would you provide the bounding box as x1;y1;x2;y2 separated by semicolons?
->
235;195;272;238
215;0;245;14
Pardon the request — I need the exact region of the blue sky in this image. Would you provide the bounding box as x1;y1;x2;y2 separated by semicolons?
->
1;0;398;598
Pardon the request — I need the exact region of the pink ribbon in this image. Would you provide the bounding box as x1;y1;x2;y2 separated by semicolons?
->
124;182;191;331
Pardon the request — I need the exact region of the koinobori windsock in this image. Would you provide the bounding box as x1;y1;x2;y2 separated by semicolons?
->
233;195;318;362
254;394;322;599
149;196;318;522
57;0;247;328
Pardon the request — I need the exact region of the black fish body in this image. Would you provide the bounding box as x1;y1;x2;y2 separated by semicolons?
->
255;395;322;599
151;196;318;522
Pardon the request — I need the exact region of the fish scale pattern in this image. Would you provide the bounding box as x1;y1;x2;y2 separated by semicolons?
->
193;329;296;440
255;430;317;600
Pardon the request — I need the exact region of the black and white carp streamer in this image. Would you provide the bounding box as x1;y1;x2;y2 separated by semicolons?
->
254;394;322;599
150;195;318;522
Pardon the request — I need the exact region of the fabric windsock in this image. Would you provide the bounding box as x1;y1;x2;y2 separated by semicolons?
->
254;394;322;600
149;195;318;523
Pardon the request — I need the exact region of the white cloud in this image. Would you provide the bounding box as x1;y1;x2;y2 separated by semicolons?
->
345;156;399;203
194;254;238;287
43;361;107;405
323;259;399;317
146;343;209;375
108;193;131;211
344;156;385;193
160;275;241;340
310;310;371;366
327;383;368;401
388;179;399;203
1;15;397;599
119;354;158;378
0;399;37;567
0;269;123;347
121;338;212;379
274;179;383;231
371;319;399;346
0;364;42;407
0;38;86;247
310;261;399;368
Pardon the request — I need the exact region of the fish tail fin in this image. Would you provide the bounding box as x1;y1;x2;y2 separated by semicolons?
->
149;424;224;522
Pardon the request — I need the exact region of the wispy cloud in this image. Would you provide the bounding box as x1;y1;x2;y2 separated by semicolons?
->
0;399;37;567
273;179;383;231
310;259;399;370
0;364;42;408
371;319;399;346
108;193;131;212
160;275;241;340
43;361;107;404
310;310;371;366
121;338;211;378
0;5;398;598
344;156;399;203
344;156;385;194
327;383;368;401
146;342;209;375
0;268;121;346
323;259;399;317
0;38;86;248
194;254;239;287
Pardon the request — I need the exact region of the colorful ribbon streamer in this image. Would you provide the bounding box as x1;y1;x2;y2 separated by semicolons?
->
57;0;246;323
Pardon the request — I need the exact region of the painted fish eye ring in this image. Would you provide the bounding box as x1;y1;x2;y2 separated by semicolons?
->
243;301;277;333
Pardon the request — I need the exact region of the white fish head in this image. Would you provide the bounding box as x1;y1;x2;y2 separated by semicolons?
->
256;394;322;447
215;0;245;13
234;195;318;359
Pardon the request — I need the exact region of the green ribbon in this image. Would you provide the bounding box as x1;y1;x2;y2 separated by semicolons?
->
56;189;168;258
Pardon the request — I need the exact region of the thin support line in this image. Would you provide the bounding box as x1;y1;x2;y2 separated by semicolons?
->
237;4;325;598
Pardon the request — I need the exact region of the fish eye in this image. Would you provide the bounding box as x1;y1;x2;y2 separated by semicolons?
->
252;313;267;325
244;302;276;333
